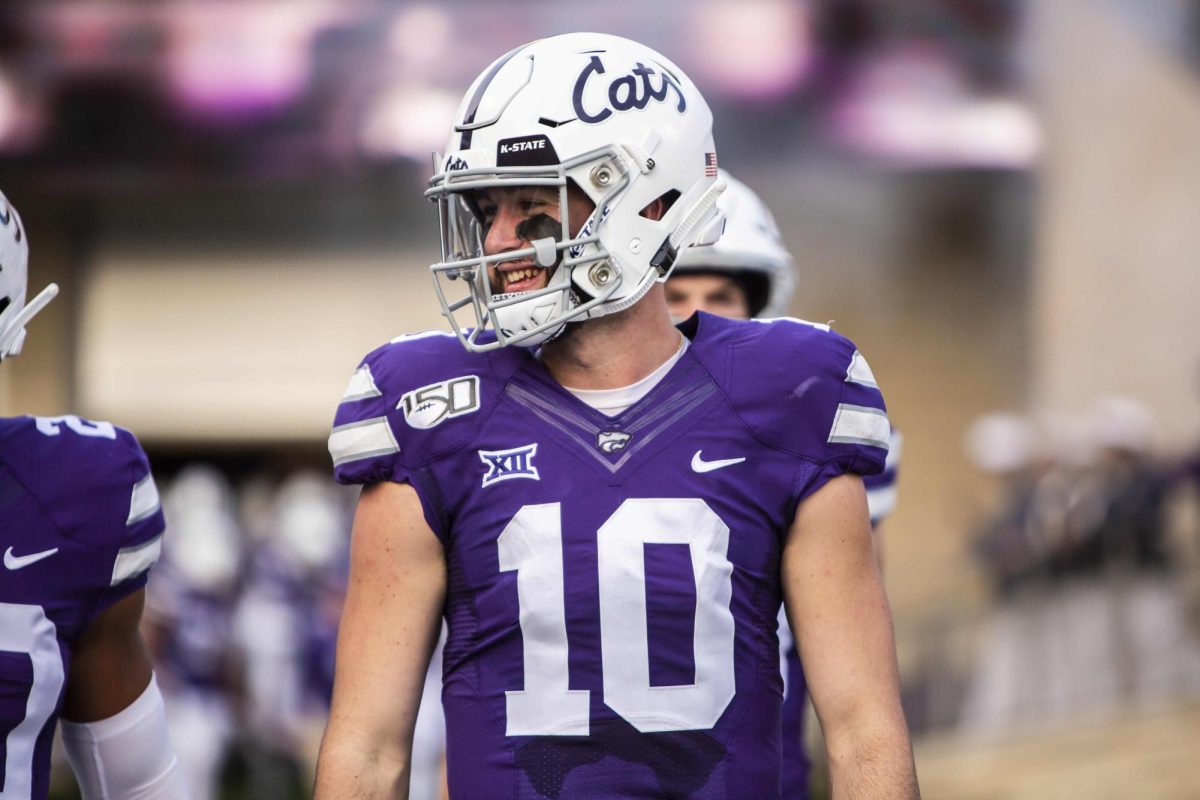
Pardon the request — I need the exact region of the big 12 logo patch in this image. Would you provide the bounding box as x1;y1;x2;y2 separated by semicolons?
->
400;375;480;429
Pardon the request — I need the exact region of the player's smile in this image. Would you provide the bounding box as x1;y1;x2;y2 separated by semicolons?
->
477;183;596;299
494;261;550;295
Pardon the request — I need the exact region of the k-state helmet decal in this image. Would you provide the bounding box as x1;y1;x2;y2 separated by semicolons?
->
496;135;559;167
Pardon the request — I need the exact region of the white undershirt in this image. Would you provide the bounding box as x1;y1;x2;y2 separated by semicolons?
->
563;335;689;417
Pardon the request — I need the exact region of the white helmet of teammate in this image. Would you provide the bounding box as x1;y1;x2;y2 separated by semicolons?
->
426;32;726;350
163;464;243;593
964;412;1039;475
672;171;795;319
0;190;58;361
273;471;349;573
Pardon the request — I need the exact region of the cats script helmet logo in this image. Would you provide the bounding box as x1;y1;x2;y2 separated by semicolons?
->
571;56;686;124
400;375;480;430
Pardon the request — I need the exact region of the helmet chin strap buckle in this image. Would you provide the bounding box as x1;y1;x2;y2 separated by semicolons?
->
649;239;677;276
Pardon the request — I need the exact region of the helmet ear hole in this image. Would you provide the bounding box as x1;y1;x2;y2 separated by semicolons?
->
0;297;9;316
640;190;680;221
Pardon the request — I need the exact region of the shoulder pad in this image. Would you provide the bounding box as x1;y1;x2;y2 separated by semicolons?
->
328;331;524;485
691;314;890;476
19;415;164;589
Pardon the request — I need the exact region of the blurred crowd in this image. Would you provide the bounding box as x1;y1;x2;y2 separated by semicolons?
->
959;395;1200;732
967;396;1185;591
142;467;353;800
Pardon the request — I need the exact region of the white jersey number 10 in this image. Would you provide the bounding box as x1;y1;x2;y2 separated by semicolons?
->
497;498;736;736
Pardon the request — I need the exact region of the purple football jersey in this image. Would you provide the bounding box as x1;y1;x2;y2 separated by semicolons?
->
328;312;889;800
0;415;164;800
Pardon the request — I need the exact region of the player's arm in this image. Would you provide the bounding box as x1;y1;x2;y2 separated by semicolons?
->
782;474;919;799
59;588;189;799
314;481;447;800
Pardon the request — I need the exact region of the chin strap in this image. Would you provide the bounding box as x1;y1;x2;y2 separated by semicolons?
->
650;179;727;276
0;282;58;359
672;179;726;251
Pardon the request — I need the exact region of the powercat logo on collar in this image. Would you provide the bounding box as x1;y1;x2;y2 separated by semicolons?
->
496;135;559;167
596;431;632;453
572;55;686;124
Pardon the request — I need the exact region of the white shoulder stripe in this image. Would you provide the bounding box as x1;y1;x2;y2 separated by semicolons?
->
389;330;456;344
845;350;878;388
111;534;162;586
127;474;161;525
329;417;400;466
828;404;890;449
752;316;832;332
884;429;903;470
341;365;383;402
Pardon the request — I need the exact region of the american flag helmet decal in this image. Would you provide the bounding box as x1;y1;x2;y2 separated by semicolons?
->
705;152;718;177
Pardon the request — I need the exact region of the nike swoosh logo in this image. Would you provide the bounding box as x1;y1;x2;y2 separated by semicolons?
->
4;546;59;570
691;450;746;473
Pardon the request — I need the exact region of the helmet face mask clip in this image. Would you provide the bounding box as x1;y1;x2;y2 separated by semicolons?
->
0;192;58;362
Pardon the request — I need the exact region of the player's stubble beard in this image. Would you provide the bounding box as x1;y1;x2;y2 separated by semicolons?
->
486;211;591;347
486;205;629;348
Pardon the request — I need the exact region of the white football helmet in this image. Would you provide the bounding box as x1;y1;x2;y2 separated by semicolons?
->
426;32;726;350
273;471;349;573
0;190;58;361
672;171;795;318
163;464;243;593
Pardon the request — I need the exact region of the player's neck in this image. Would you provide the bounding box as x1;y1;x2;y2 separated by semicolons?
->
541;286;683;391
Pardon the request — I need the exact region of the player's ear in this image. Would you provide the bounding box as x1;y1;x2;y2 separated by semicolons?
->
639;189;679;222
640;198;664;221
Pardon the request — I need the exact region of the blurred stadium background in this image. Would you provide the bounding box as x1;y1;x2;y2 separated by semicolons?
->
1;1;1199;798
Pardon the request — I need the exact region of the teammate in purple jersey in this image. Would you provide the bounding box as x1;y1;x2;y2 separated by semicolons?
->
0;191;187;800
315;33;918;800
668;170;905;798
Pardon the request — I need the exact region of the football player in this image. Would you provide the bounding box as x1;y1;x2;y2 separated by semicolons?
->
0;191;188;799
664;172;796;323
316;33;918;800
667;172;904;798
